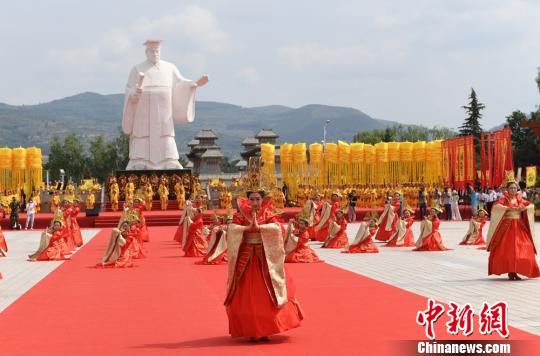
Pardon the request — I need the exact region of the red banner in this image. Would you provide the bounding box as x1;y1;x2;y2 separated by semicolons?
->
441;135;475;189
479;128;513;188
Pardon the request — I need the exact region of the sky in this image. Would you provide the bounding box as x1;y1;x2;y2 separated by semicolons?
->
1;0;539;129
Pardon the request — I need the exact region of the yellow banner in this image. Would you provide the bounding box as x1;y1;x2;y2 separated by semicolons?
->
526;166;537;187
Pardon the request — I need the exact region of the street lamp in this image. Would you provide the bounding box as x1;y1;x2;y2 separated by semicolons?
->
323;119;330;151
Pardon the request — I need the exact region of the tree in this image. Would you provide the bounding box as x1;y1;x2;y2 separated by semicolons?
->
506;110;540;167
353;125;456;144
62;133;87;182
88;135;119;182
47;133;86;182
47;136;66;181
112;129;130;171
459;88;485;154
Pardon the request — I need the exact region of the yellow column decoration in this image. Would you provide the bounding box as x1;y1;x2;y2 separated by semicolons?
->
338;141;350;185
12;147;27;195
350;143;364;185
374;142;388;184
412;141;426;183
387;142;400;185
324;143;338;186
364;144;375;185
399;142;413;183
309;143;323;188
260;143;276;190
280;143;294;201
25;147;43;198
0;148;12;191
292;143;308;190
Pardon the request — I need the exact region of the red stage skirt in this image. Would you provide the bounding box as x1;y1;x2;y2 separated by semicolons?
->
184;231;208;257
344;237;379;253
0;232;8;255
227;244;303;338
140;223;150;242
414;232;449;251
374;217;397;242
286;244;321;263
385;230;415;247
488;219;540;278
315;225;329;242
324;232;348;249
71;220;83;247
173;225;183;243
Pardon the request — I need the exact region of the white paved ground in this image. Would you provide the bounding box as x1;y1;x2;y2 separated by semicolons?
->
0;229;101;312
314;221;540;336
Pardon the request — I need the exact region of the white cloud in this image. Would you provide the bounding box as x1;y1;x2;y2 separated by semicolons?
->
138;5;229;53
236;67;260;83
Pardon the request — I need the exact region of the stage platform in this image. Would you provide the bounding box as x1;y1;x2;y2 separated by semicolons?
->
0;206;473;230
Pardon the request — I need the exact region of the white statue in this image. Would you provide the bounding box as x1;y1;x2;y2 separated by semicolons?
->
122;40;209;170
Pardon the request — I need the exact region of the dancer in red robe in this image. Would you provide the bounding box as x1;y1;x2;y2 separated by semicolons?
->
225;188;303;341
28;218;69;261
307;194;323;240
197;215;230;265
486;178;539;280
285;216;321;263
414;207;450;251
0;225;8;257
385;206;416;247
314;192;340;242
173;200;195;246
322;209;349;248
101;220;136;268
374;192;401;242
343;217;378;253
460;208;488;245
184;209;209;257
134;198;150;242
130;219;145;259
62;201;76;252
70;201;83;247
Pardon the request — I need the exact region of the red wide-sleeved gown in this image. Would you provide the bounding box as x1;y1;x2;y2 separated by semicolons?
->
374;200;400;242
225;198;303;338
184;215;208;257
487;194;540;278
286;229;321;263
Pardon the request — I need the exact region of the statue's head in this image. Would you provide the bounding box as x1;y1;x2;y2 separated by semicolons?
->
144;40;161;65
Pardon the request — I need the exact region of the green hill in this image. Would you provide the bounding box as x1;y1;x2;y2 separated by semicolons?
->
0;92;399;157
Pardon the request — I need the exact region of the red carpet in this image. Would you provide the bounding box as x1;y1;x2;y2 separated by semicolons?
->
0;226;537;355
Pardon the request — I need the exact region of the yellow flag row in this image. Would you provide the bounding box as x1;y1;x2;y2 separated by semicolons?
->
275;140;444;201
0;147;43;196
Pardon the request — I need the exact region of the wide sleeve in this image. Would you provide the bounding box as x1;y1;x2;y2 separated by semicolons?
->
122;66;141;135
172;65;198;124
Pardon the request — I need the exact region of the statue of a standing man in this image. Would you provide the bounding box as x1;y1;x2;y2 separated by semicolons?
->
122;40;209;170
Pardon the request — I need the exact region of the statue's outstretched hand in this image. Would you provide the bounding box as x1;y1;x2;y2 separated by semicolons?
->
196;75;209;87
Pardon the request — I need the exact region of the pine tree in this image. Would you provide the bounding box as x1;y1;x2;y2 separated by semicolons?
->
459;88;485;154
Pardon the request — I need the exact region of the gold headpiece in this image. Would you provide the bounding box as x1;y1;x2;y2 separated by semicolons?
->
431;206;443;213
477;207;489;216
501;170;518;187
51;210;65;227
239;157;268;195
134;192;144;202
403;205;415;214
225;209;234;221
298;210;313;227
120;209;140;224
